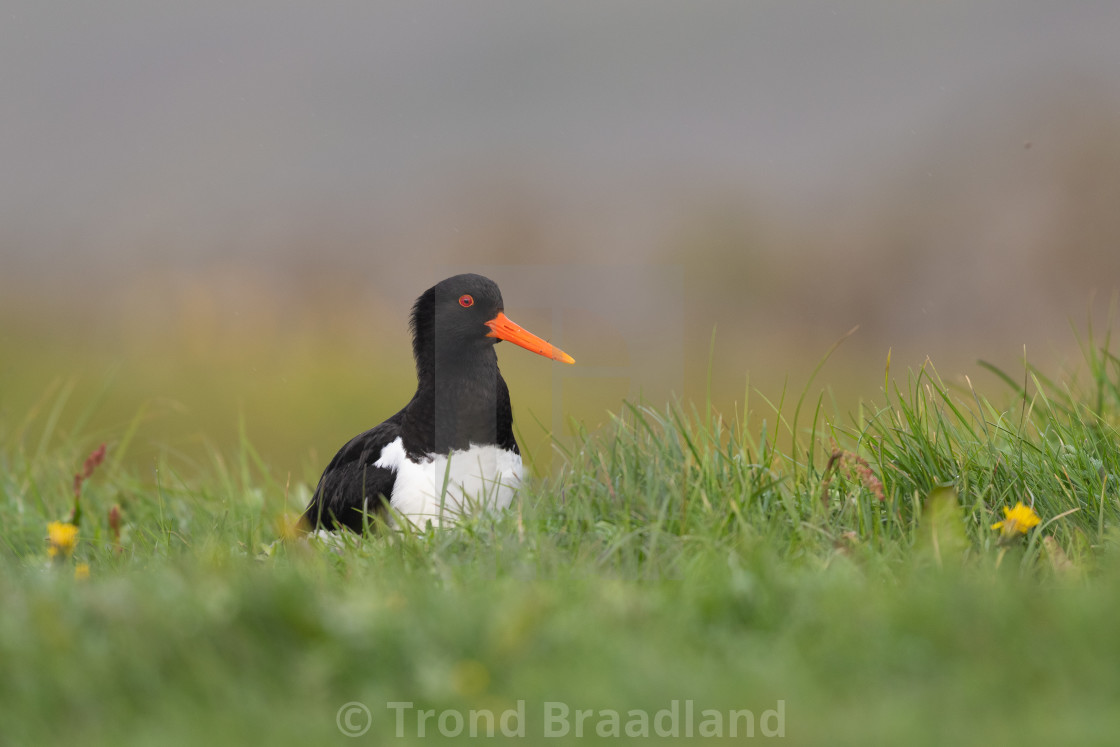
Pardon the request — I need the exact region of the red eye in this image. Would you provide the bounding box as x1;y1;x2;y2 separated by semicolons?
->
459;294;474;308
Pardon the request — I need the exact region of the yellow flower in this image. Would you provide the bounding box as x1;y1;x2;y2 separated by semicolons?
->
277;512;304;542
74;563;91;580
451;660;490;697
47;521;79;559
991;502;1041;537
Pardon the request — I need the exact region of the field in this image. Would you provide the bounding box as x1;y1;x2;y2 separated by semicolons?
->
3;328;1120;746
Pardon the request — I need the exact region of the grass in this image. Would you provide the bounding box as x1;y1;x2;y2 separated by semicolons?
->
2;334;1120;746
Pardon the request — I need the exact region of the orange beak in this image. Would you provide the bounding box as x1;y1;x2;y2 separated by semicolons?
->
485;312;575;364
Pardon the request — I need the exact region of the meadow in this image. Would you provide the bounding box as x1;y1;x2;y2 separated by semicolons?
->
2;321;1120;746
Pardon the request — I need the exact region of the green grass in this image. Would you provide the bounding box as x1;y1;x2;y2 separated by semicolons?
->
3;336;1120;746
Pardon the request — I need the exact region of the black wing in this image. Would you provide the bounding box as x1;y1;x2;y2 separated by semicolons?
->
302;409;405;533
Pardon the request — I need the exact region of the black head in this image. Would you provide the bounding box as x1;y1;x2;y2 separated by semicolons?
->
409;274;575;378
410;274;503;372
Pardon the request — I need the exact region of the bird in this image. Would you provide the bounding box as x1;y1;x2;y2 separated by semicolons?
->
302;273;574;533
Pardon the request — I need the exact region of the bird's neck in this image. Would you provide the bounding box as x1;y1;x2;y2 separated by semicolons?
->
402;349;513;457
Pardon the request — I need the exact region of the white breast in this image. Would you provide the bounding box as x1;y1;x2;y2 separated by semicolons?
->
374;436;523;529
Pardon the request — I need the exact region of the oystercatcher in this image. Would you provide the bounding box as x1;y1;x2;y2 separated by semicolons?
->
303;273;574;532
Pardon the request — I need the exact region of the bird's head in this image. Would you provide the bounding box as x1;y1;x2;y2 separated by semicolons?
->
410;274;574;373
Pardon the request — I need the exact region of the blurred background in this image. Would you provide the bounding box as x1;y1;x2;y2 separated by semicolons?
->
2;1;1120;481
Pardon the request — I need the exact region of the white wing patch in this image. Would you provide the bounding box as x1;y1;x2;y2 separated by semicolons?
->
374;436;523;529
373;437;408;471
